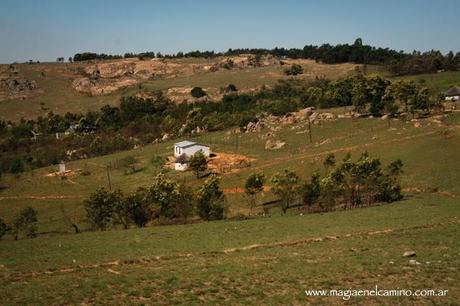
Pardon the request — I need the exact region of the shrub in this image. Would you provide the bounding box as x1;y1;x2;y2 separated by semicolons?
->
123;188;152;227
191;87;207;98
0;217;9;240
175;183;195;220
12;207;38;240
196;176;225;220
150;156;164;168
189;151;208;178
244;173;265;214
284;64;303;76
84;188;122;230
149;173;180;219
270;169;301;213
301;172;321;207
225;84;238;92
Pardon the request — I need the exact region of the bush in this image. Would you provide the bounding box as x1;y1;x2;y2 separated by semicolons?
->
270;169;301;213
0;217;9;240
244;173;265;214
191;87;207;98
284;64;303;76
149;173;180;219
150;156;164;168
189;151;208;178
12;207;38;240
123;188;152;227
84;188;123;230
196;176;225;220
301;172;321;207
225;84;238;92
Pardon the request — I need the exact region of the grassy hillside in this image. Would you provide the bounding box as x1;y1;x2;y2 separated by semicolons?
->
0;59;361;121
392;70;460;92
0;109;459;304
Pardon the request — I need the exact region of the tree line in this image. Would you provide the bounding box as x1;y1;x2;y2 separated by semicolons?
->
72;38;460;75
0;151;403;239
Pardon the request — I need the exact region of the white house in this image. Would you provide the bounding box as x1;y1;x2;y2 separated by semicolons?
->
445;86;460;101
173;141;210;171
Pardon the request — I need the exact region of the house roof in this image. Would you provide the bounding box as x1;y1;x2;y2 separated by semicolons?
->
174;140;196;148
445;86;460;96
174;140;209;149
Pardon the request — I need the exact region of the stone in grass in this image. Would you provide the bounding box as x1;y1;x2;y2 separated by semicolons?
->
403;251;416;257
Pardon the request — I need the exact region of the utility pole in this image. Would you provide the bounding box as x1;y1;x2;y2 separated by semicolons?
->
235;132;239;152
106;166;112;190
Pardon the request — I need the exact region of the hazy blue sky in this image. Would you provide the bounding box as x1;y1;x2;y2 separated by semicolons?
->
1;0;459;63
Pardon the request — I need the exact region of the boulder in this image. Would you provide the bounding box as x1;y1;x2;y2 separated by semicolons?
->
403;251;416;257
265;139;285;150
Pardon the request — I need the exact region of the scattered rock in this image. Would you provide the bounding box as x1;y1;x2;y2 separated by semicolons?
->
414;122;422;128
403;251;416;257
265;139;285;150
381;114;389;120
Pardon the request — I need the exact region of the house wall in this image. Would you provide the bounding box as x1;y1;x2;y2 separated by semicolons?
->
183;145;210;157
174;145;183;157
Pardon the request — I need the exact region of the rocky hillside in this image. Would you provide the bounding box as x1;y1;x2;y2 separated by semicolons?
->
71;55;280;96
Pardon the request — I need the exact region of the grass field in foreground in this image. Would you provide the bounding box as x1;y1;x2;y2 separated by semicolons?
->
0;111;459;305
0;195;459;305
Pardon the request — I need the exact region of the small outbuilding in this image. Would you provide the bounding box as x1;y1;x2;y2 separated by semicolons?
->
174;141;210;158
173;141;210;171
445;86;460;101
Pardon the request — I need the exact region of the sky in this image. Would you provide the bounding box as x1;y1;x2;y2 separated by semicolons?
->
1;0;460;63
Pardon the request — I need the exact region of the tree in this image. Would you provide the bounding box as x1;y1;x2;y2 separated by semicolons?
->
382;85;399;118
301;172;321;207
196;175;226;220
225;84;238;93
10;158;24;175
191;87;207;98
0;217;9;240
270;169;301;214
149;173;180;219
284;64;303;76
60;204;81;234
411;87;430;115
323;153;336;175
124;188;152;227
175;183;195;220
84;188;120;230
244;173;265;214
188;151;208;178
12;207;38;240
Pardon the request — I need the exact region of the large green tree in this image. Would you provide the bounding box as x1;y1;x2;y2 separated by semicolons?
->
270;169;301;214
196;175;226;220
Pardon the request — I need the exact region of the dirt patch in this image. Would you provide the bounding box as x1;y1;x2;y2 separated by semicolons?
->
0;195;82;201
45;169;80;177
208;153;255;174
166;152;255;174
